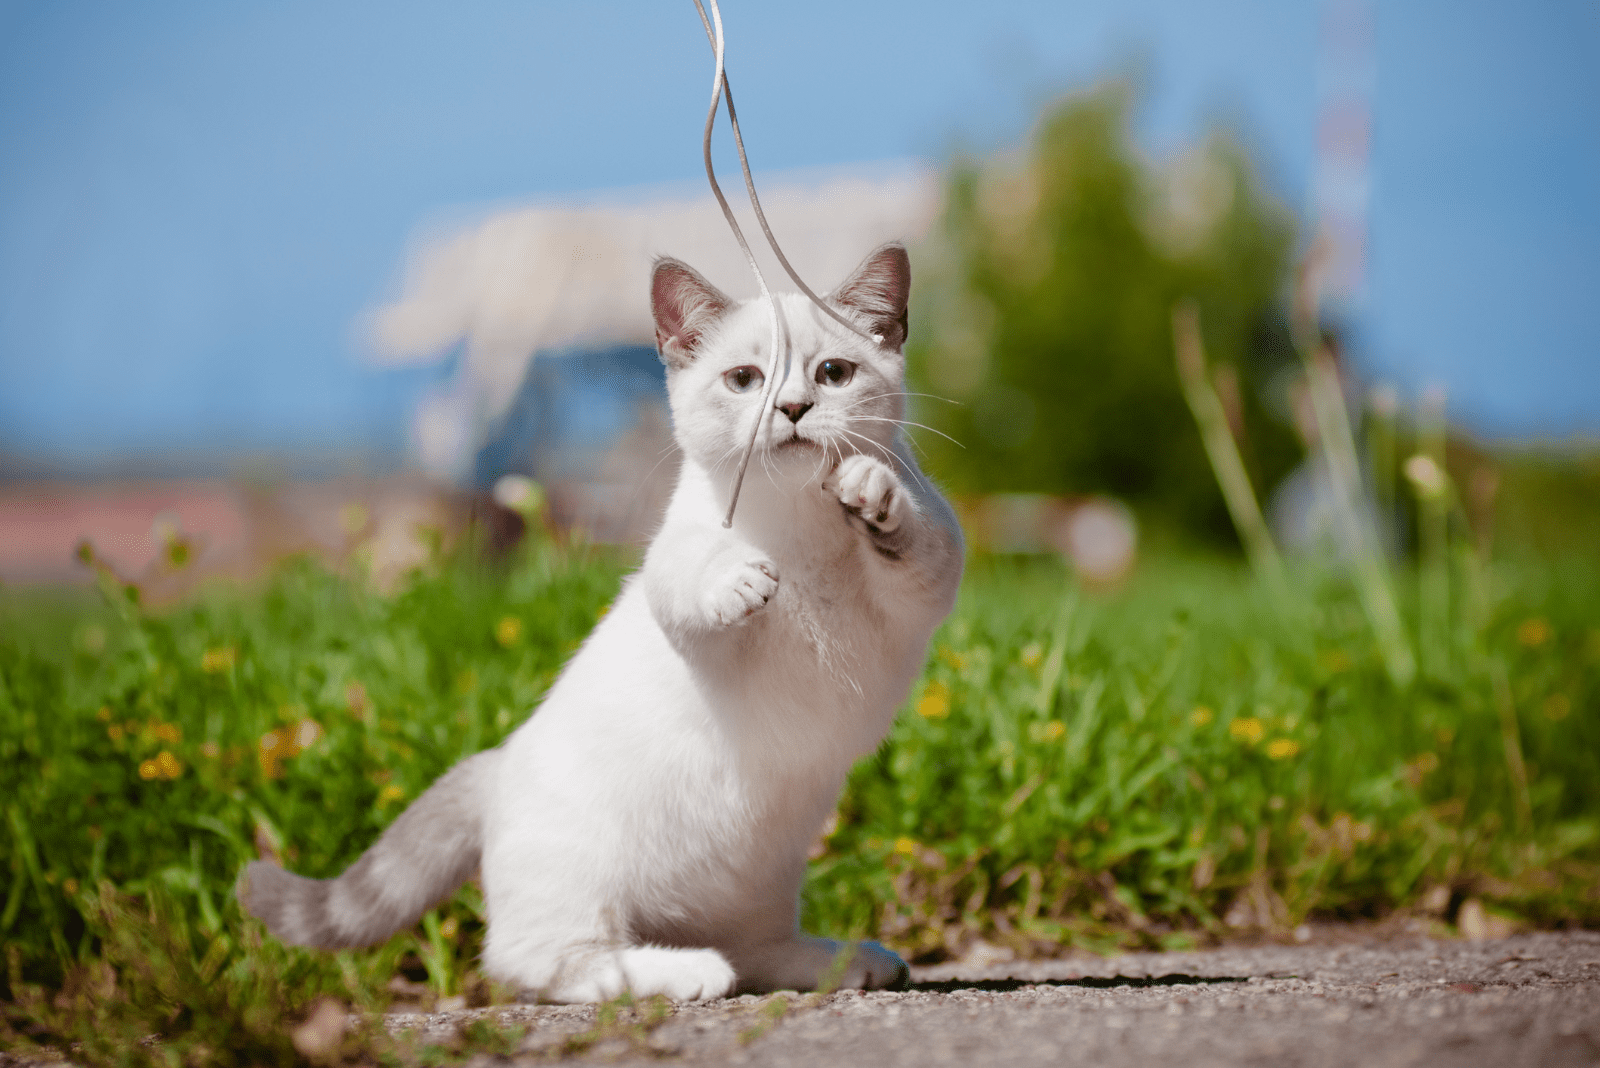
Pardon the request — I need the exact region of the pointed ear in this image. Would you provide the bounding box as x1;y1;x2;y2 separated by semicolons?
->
829;243;911;350
651;258;731;369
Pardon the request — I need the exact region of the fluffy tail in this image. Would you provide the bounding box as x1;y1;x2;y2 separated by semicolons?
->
238;748;500;949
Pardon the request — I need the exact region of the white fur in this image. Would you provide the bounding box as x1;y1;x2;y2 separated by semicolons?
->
476;249;963;1002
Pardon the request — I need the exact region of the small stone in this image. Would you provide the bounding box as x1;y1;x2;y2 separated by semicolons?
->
291;998;348;1063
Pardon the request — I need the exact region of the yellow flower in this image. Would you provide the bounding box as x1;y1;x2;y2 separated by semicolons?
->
893;836;918;856
156;750;183;779
1229;717;1264;745
1038;719;1066;742
1020;643;1043;669
916;683;950;719
199;741;221;758
1517;618;1550;648
1266;738;1301;760
495;615;523;648
438;915;459;940
201;646;237;673
138;759;160;781
1191;706;1214;727
96;706;112;722
378;783;406;806
107;723;125;742
258;729;285;779
63;878;79;896
1542;694;1571;721
153;722;182;745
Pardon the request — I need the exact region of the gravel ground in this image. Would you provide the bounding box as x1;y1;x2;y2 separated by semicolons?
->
389;929;1600;1067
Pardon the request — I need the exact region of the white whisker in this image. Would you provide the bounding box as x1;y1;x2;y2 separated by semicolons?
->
853;416;965;449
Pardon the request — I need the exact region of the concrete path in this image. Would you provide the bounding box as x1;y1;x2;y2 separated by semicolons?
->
390;930;1600;1067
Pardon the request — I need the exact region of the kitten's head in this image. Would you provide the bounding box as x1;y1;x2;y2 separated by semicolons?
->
650;243;911;483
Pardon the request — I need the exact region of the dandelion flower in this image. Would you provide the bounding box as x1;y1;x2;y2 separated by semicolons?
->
378;783;406;806
156;750;183;779
154;722;181;745
495;616;523;648
1191;706;1214;727
258;730;285;778
1039;720;1066;742
438;915;459;940
201;647;237;673
916;683;950;719
138;759;160;781
1517;618;1550;648
1229;717;1264;745
1266;739;1301;760
893;837;918;856
1020;643;1043;669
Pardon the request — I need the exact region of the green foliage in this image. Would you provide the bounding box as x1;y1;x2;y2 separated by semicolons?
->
1;512;1597;1060
0;535;623;995
804;552;1600;958
908;84;1303;542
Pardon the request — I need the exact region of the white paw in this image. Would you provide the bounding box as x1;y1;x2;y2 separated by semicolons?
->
701;558;779;627
824;455;908;534
623;947;737;1002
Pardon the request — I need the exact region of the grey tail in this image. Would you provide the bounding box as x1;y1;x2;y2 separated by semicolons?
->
238;748;500;949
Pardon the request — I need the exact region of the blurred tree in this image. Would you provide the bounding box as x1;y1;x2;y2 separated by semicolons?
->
908;84;1304;547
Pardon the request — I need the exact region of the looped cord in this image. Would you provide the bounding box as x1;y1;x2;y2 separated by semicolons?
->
690;0;881;527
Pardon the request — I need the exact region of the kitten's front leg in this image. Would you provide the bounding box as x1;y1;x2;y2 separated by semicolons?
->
823;453;917;552
823;450;964;613
644;522;780;646
701;556;779;628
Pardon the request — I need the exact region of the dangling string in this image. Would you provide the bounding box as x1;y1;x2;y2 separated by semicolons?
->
690;0;882;528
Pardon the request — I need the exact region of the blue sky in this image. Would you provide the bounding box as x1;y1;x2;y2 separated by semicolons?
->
0;0;1595;469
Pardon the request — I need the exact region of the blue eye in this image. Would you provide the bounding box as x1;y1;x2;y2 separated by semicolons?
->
815;359;855;386
723;365;764;393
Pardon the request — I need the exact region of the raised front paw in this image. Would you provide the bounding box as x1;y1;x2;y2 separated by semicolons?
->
701;557;779;627
824;454;908;534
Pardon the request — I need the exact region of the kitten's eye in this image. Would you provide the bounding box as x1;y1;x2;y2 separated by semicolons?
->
815;359;855;387
723;366;764;394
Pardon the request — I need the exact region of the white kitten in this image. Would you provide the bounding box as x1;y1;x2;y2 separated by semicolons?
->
240;243;964;1002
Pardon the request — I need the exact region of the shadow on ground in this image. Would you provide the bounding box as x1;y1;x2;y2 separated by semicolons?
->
910;972;1246;994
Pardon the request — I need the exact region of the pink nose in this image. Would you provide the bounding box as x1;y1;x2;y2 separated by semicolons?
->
777;402;812;424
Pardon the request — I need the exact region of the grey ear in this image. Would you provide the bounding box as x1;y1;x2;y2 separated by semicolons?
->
651;258;731;369
829;243;911;350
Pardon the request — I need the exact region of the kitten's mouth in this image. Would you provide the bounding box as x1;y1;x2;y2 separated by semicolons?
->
777;434;820;451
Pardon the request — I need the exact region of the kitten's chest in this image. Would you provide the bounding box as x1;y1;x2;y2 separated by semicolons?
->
738;536;913;709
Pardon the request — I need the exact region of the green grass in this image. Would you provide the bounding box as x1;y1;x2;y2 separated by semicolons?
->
809;552;1599;956
2;525;1597;1061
